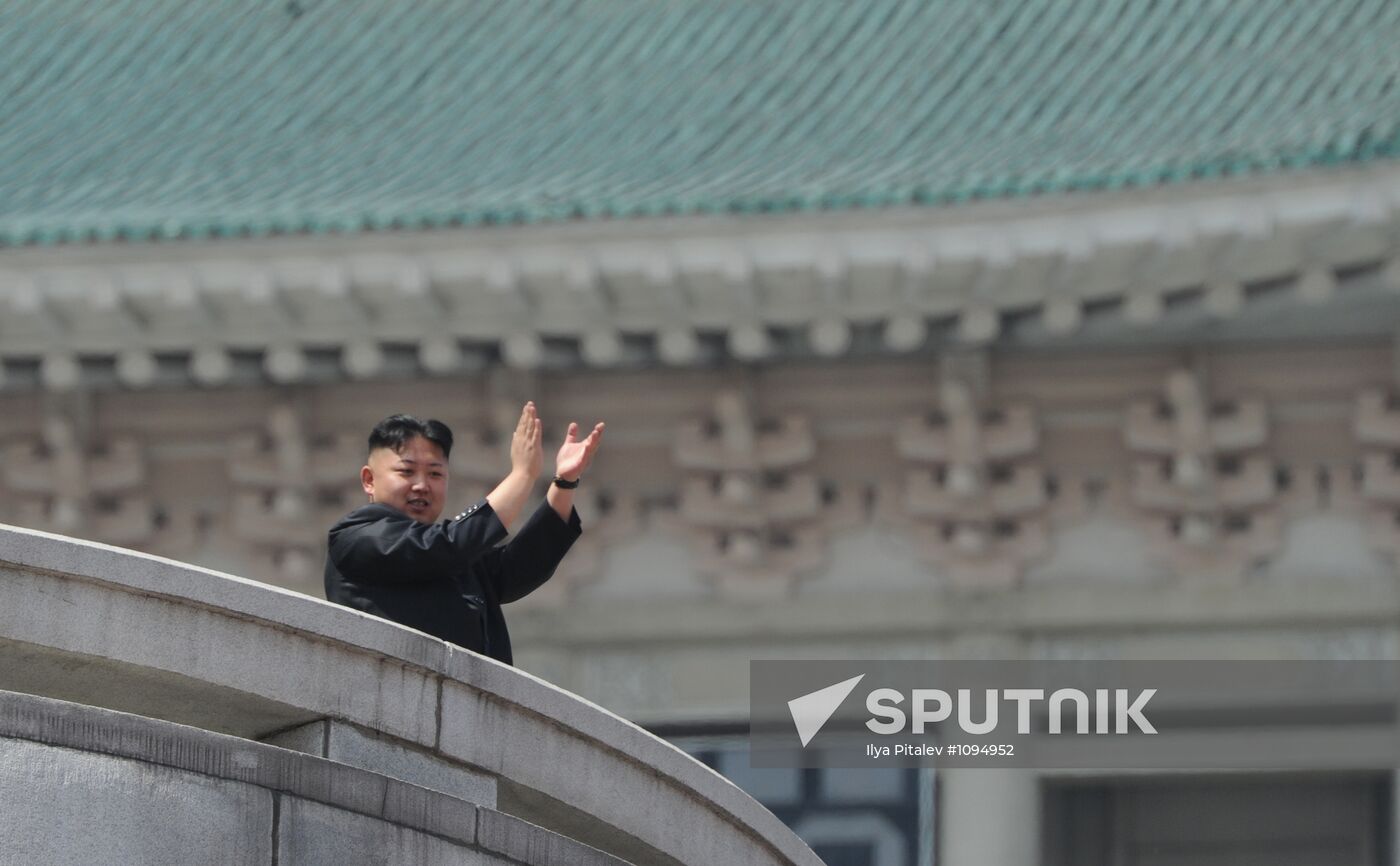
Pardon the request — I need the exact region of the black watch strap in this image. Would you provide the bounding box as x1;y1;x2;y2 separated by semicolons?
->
552;475;580;489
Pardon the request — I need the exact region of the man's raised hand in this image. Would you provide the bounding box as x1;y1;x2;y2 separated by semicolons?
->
487;402;544;530
509;401;544;481
555;421;605;482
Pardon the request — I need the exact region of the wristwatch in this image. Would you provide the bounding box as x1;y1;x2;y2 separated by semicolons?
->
552;475;580;489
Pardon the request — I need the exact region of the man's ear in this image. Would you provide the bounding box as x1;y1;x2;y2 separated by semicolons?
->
361;464;375;499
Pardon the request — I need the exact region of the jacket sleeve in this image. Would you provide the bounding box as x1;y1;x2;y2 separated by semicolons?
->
475;501;583;603
329;501;509;583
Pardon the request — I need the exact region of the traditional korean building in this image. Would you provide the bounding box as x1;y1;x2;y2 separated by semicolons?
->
3;2;1400;863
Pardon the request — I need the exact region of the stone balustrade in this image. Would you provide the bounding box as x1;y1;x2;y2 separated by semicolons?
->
0;522;824;866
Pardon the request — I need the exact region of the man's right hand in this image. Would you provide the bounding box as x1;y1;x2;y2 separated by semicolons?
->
510;402;544;481
487;402;544;531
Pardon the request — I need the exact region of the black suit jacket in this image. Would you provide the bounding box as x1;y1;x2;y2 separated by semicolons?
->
324;499;580;665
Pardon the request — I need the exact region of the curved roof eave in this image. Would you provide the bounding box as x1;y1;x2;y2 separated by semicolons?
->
2;0;1398;249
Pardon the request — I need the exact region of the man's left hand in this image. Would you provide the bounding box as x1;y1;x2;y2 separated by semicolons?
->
555;421;605;482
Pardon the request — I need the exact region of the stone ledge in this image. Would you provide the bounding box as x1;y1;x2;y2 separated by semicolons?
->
0;522;822;866
0;689;479;847
0;521;448;671
264;718;498;809
0;737;275;866
0;560;440;744
0;689;633;866
479;809;636;866
449;647;813;866
276;797;486;866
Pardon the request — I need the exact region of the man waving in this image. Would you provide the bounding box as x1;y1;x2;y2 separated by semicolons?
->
324;403;604;665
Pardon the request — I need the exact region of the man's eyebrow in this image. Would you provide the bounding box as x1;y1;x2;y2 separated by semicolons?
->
391;457;446;467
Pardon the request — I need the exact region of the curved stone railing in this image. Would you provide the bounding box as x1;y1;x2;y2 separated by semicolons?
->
0;523;824;866
1;689;623;866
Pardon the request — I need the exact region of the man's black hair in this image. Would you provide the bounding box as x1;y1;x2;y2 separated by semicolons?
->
368;414;454;459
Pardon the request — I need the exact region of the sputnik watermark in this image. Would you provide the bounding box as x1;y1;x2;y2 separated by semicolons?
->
864;687;1157;736
787;674;865;747
751;660;1400;769
865;742;1015;759
788;681;1155;748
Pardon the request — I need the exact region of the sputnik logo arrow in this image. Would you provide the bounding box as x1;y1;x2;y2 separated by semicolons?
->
788;674;865;747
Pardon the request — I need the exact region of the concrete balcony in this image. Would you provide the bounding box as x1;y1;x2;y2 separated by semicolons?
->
0;522;824;866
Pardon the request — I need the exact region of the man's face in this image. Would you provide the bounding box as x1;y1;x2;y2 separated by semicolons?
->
361;435;448;524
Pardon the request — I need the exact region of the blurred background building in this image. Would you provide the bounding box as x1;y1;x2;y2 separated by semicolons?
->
2;1;1400;863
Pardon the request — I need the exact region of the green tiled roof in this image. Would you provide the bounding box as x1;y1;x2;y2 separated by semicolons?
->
2;0;1399;246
